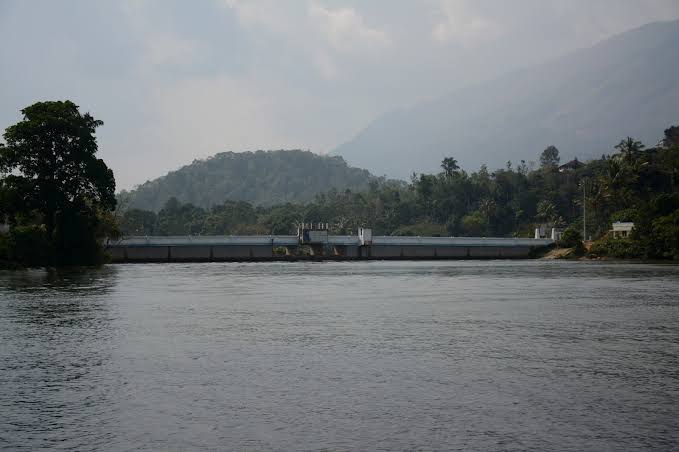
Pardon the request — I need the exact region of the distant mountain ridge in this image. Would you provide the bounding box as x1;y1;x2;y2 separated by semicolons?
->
334;19;679;177
118;150;375;211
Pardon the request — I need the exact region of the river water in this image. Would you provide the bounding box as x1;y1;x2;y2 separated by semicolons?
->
1;261;678;451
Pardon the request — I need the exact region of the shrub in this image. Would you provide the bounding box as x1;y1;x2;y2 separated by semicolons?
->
558;227;582;248
648;209;679;260
54;208;106;265
0;232;10;264
273;246;288;256
8;225;50;267
555;227;584;256
610;209;637;223
461;212;488;236
588;236;644;259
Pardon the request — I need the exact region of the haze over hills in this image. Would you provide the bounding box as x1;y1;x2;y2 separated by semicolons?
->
334;19;679;178
118;150;376;211
117;19;679;212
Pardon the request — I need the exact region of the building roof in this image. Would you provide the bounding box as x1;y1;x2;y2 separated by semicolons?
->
558;158;584;171
612;222;634;231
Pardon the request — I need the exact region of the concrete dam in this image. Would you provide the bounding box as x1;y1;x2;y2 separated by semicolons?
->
107;226;554;263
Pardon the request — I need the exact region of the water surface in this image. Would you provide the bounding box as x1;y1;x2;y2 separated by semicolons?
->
1;261;678;451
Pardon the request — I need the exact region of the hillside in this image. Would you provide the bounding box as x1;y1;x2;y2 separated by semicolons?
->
334;20;679;178
118;150;375;211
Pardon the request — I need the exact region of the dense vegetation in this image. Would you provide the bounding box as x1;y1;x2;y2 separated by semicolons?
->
2;100;677;266
0;101;117;267
118;150;376;211
119;126;679;260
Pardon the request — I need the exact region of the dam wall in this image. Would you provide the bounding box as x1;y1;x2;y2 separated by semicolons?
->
106;235;553;263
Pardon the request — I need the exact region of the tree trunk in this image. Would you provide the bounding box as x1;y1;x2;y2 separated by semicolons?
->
45;208;55;240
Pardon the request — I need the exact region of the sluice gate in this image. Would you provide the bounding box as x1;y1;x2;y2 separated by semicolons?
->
106;232;554;263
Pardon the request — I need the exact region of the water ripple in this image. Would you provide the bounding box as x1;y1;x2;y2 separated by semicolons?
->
1;261;678;451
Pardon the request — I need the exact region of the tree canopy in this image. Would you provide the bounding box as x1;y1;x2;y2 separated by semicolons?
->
117;125;679;260
118;150;376;211
539;146;560;171
441;157;459;177
0;100;116;266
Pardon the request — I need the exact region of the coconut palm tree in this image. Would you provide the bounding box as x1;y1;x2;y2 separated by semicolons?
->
614;137;644;167
441;157;459;177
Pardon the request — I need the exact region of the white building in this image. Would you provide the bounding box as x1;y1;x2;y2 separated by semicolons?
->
535;225;563;240
611;222;634;238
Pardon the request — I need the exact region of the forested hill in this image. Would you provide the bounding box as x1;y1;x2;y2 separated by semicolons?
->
118;150;376;211
334;19;679;178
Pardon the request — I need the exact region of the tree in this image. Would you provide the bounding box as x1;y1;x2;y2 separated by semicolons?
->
663;126;679;149
558;227;585;255
0;101;116;264
614;137;644;166
478;198;496;224
539;146;560;171
536;200;559;225
120;208;157;235
441;157;459;177
461;211;487;236
415;174;435;209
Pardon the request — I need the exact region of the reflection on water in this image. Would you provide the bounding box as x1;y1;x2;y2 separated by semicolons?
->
1;267;118;451
1;261;678;451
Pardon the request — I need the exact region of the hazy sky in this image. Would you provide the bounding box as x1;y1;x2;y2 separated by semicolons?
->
2;0;679;189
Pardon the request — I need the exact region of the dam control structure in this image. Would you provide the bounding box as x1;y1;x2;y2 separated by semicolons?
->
106;225;554;263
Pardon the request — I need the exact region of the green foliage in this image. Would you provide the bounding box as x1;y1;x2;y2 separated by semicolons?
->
536;200;559;224
1;101;117;266
540;146;560;170
557;227;585;256
10;102;677;265
53;205;107;265
650;193;679;217
273;246;288;256
7;225;50;267
0;232;10;267
614;137;644;166
109;123;679;262
202;200;260;235
120;208;157;235
441;157;460;177
559;227;583;248
1;101;116;232
461;212;488;236
391;222;448;237
155;197;206;235
610;209;637;223
664;126;679;148
118;150;376;211
589;236;645;259
648;209;679;260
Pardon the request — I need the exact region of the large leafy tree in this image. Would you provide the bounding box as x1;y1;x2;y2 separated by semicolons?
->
0;101;115;239
539;145;560;171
